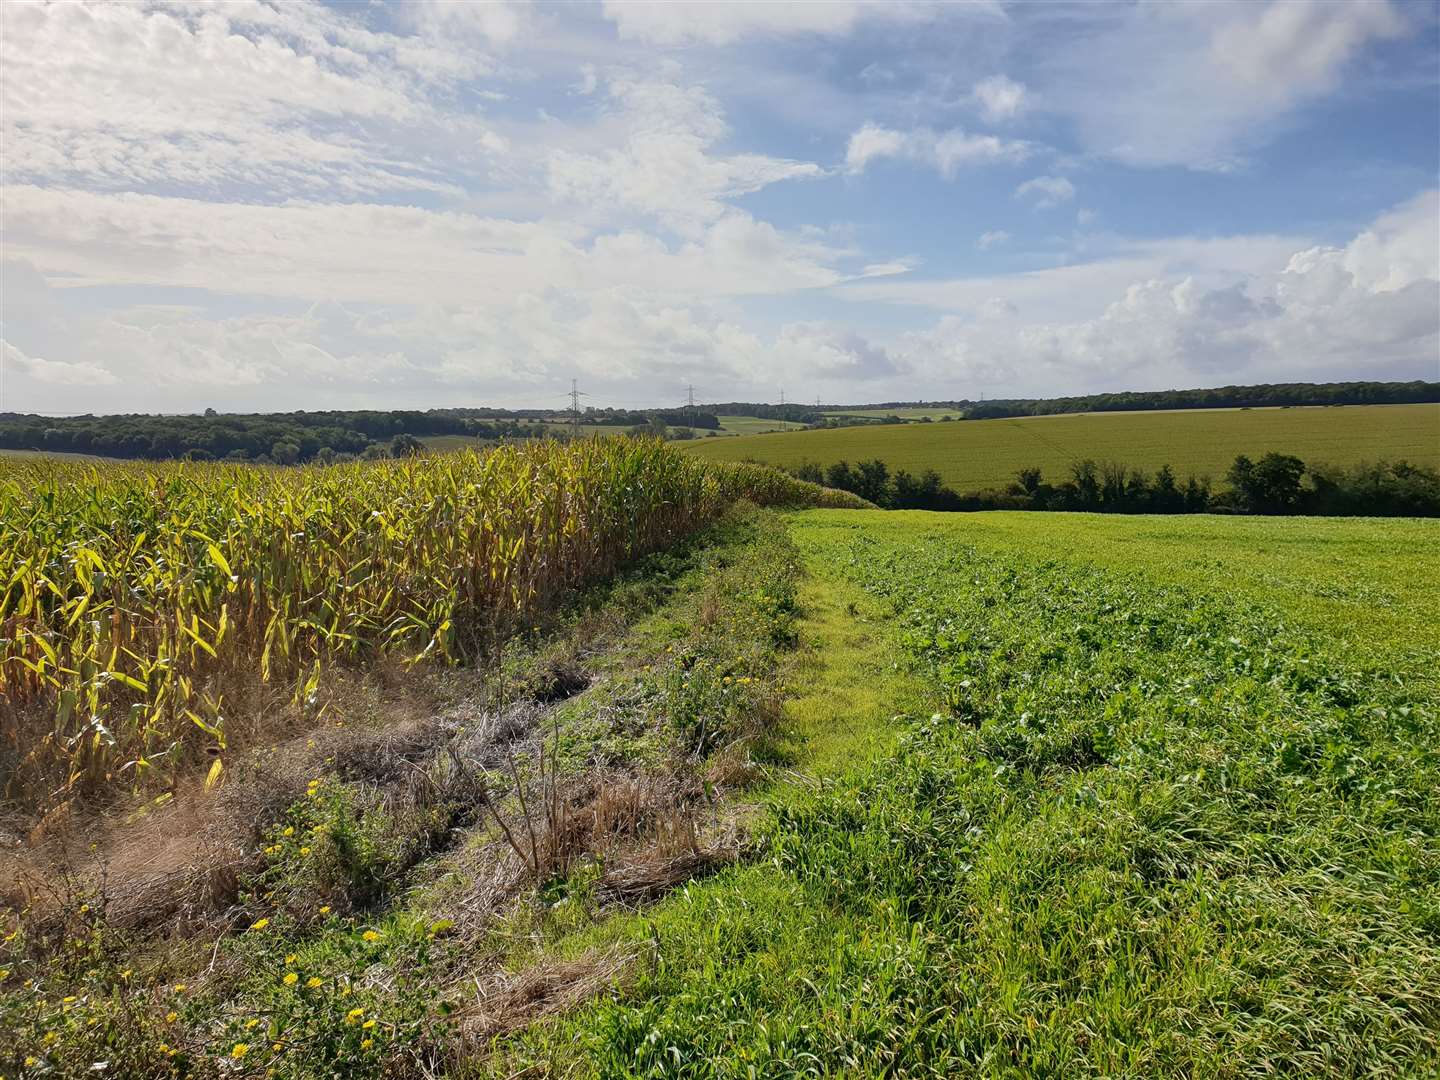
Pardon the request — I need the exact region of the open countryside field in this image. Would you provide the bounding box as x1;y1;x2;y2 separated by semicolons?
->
688;402;1440;491
715;414;789;435
4;444;1437;1077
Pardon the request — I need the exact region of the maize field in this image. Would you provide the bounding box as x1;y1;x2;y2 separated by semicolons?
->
0;440;866;806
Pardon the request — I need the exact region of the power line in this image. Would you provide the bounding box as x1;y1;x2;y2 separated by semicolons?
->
568;378;589;439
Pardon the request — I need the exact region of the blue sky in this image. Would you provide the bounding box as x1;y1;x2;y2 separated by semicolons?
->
2;0;1437;414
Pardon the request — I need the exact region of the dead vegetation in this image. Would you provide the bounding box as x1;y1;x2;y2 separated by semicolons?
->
457;941;649;1044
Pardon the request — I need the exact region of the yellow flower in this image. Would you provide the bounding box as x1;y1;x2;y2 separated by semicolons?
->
173;984;187;993
318;905;331;915
250;918;270;931
25;1057;38;1067
232;1042;250;1059
63;995;77;1003
361;930;379;942
282;826;294;837
283;972;298;986
284;954;296;965
273;1042;284;1052
156;1044;170;1055
362;1018;376;1029
120;969;132;979
306;977;323;989
43;1032;58;1044
299;847;311;856
166;1011;178;1023
360;1038;374;1049
79;903;89;913
245;1018;260;1030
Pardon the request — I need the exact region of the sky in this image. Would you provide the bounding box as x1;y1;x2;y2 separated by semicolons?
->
2;0;1438;415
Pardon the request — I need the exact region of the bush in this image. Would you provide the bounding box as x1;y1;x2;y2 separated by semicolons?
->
785;454;1440;517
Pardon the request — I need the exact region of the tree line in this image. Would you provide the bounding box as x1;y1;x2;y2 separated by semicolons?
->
0;406;721;463
822;380;1439;422
788;453;1440;517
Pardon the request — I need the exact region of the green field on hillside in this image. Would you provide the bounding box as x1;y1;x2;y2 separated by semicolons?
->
824;406;959;421
688;403;1440;491
715;414;788;435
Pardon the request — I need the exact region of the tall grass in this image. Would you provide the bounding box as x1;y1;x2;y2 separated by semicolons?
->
0;440;865;804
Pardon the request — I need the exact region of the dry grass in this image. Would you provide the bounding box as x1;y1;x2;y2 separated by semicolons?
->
459;942;649;1043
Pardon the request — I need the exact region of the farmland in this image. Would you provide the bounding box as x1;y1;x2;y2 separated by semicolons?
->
3;450;1437;1077
824;406;960;421
687;402;1440;491
0;443;861;808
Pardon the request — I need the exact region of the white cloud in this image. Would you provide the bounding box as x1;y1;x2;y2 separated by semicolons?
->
867;190;1440;394
859;261;916;278
772;323;900;380
972;75;1029;123
1212;0;1404;98
2;187;848;306
5;192;1435;411
0;1;510;196
2;339;117;387
845;122;1031;177
599;1;965;46
547;71;822;235
976;230;1010;251
1043;0;1408;169
1015;175;1075;209
396;0;531;47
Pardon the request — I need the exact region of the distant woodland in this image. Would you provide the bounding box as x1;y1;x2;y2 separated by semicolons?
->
2;381;1433;463
842;380;1440;421
0;407;720;463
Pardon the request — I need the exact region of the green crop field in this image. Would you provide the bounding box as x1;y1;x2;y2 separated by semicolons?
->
688;402;1440;491
824;406;959;421
715;414;788;435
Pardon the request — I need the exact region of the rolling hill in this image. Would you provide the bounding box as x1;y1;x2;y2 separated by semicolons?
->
685;403;1440;491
